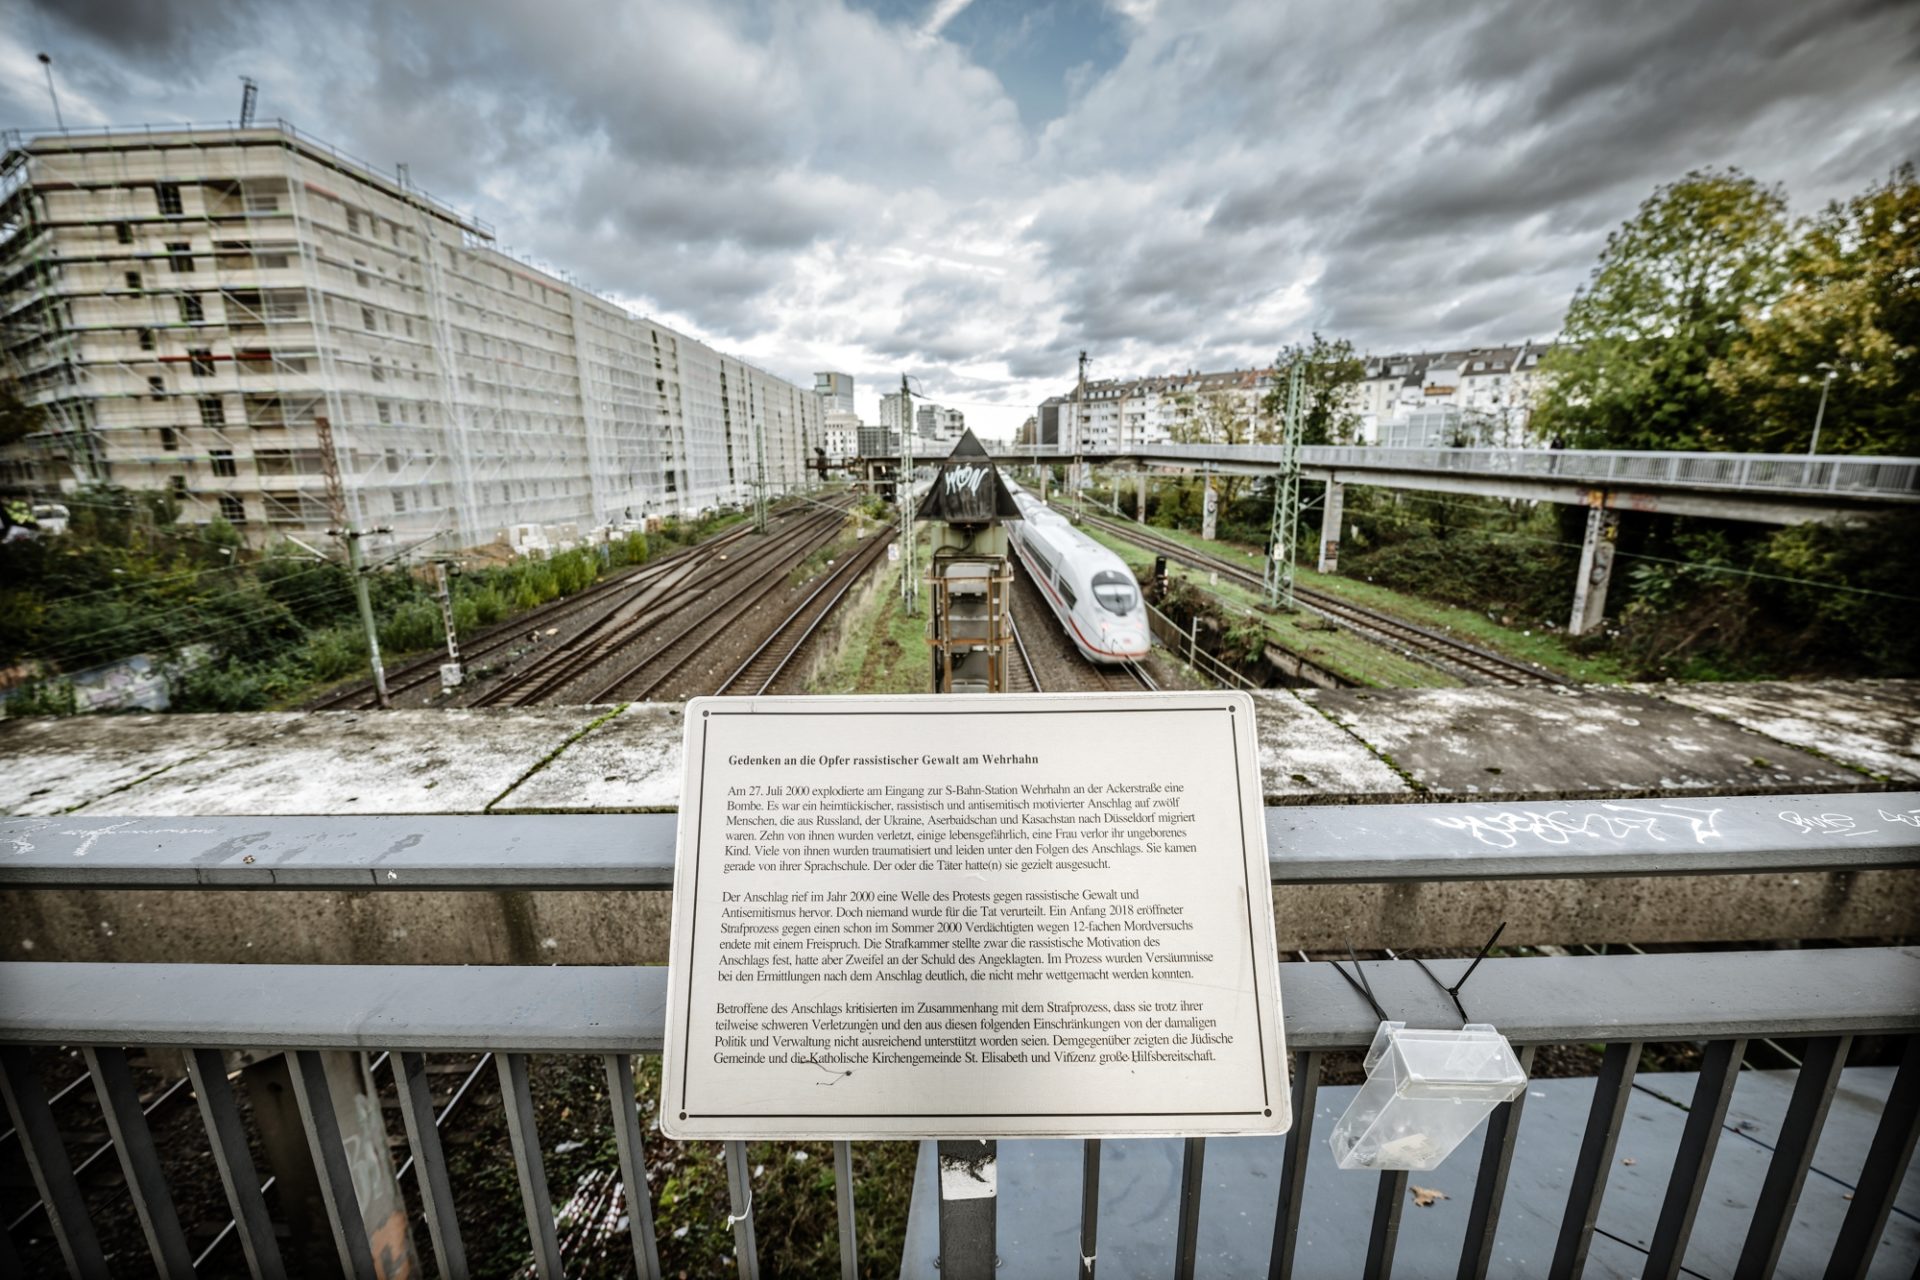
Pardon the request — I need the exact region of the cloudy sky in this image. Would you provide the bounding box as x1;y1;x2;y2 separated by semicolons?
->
6;0;1916;437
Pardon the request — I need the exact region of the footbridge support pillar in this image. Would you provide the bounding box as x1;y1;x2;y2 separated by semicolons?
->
1569;503;1620;637
1317;481;1344;573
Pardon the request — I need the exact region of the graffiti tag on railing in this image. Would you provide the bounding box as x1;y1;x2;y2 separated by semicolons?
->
1778;810;1882;839
3;818;217;858
1431;803;1725;850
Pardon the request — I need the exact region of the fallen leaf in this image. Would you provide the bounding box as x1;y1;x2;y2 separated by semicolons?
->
1410;1185;1449;1208
1621;1157;1637;1166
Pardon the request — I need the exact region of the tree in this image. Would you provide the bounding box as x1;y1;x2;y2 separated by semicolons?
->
1534;169;1790;450
1261;333;1365;445
0;375;43;448
1709;165;1920;456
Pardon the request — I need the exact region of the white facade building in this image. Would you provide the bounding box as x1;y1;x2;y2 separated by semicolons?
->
821;410;861;461
0;124;823;551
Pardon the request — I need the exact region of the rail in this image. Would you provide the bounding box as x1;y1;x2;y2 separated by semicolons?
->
3;792;1915;890
3;950;1916;1278
4;802;1918;1277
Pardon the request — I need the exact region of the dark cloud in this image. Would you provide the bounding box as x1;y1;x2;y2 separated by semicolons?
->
6;0;1916;436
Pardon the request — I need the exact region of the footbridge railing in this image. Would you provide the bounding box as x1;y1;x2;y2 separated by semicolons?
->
2;794;1917;1279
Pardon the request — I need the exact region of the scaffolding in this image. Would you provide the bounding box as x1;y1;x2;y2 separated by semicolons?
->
0;122;824;557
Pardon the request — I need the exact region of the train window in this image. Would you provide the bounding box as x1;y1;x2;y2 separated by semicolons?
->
1059;577;1077;609
1091;570;1138;615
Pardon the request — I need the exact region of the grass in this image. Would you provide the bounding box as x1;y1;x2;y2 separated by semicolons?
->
1078;524;1462;688
807;528;932;694
1078;511;1627;684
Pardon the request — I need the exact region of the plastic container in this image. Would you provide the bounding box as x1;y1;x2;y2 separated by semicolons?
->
1329;1022;1528;1171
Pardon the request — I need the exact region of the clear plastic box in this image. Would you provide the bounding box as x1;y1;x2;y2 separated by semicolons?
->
1329;1022;1528;1171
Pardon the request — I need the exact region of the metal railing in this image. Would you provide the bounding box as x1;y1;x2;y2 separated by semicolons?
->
3;799;1917;1278
1116;444;1920;501
3;952;1917;1279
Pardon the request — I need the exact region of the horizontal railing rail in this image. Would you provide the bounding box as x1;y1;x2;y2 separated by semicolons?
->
4;792;1913;890
2;950;1916;1279
974;444;1920;502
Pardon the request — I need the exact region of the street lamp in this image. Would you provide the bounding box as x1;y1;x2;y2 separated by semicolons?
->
1799;363;1837;457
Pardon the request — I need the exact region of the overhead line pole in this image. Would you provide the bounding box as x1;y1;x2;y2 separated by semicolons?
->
317;414;391;707
1073;350;1088;524
900;374;917;616
1262;361;1304;611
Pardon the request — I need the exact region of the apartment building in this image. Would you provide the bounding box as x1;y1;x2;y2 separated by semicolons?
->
1046;366;1277;452
1356;343;1551;445
0;124;822;551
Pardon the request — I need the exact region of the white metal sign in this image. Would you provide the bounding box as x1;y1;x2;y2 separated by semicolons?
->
661;692;1289;1139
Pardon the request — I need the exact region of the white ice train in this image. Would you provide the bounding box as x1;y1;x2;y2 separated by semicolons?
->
1006;483;1150;664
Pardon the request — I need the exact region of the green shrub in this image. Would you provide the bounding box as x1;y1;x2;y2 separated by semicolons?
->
3;679;78;718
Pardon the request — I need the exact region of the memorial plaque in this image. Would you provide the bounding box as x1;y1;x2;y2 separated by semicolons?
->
661;692;1289;1139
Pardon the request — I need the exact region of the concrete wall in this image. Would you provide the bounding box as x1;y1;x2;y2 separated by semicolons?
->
4;682;1916;964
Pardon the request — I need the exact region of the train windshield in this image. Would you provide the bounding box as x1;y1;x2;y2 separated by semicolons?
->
1090;570;1139;615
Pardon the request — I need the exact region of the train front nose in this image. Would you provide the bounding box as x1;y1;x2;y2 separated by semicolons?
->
1102;621;1149;658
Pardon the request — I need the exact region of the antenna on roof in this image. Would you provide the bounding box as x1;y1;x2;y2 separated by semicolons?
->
37;54;64;130
238;76;258;128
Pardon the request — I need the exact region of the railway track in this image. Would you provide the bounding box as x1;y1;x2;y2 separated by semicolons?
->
1067;507;1564;687
1005;612;1040;693
514;497;862;705
717;527;898;696
308;520;760;710
464;523;806;707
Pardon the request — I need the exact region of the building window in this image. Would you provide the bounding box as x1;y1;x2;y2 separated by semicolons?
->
126;272;143;292
170;475;188;498
211;449;236;477
372;358;386;383
377;401;392;425
361;305;376;331
385;448;400;473
167;242;194;273
345;208;360;236
218;495;245;523
198;397;224;427
115;222;133;245
179;294;204;324
392;490;407;514
148;376;166;399
138;328;155;351
189;348;215;376
155;183;183;216
160;426;177;451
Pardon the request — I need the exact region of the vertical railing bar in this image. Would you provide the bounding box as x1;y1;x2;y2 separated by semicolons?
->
1363;1170;1409;1280
286;1049;378;1279
834;1140;859;1280
1548;1040;1641;1280
723;1138;761;1280
601;1054;663;1280
394;1051;469;1280
0;1045;109;1279
496;1052;563;1279
82;1045;196;1275
1823;1034;1920;1280
1458;1043;1538;1280
185;1047;287;1280
1645;1038;1748;1279
1078;1138;1102;1277
1269;1049;1321;1280
0;1211;24;1276
1174;1135;1206;1280
1734;1035;1851;1279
